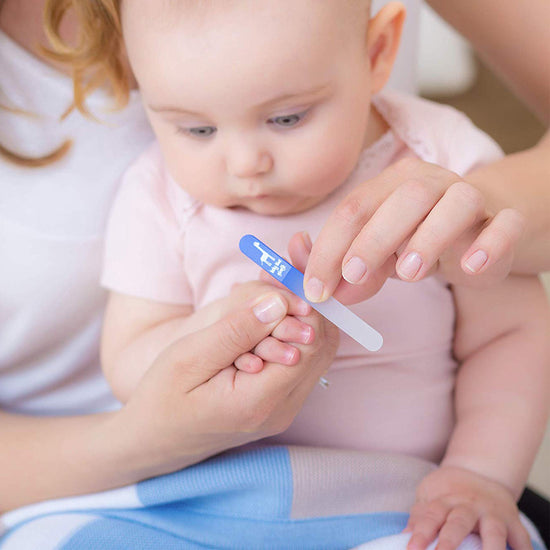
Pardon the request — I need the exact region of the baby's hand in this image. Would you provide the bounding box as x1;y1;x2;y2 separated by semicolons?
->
405;466;532;550
223;281;314;373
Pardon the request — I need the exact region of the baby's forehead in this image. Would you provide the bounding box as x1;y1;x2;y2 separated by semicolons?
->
129;0;370;34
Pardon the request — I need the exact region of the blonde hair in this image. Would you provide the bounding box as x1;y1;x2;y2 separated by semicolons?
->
43;0;129;116
1;0;129;167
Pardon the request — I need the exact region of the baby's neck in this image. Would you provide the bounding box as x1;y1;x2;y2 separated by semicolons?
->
362;104;390;151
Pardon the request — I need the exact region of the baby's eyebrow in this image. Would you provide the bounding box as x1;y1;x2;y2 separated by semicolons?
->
147;83;332;116
255;83;332;109
147;105;207;117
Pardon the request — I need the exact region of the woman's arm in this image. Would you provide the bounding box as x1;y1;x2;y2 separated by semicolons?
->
464;133;550;273
427;0;550;272
426;0;550;122
1;294;337;511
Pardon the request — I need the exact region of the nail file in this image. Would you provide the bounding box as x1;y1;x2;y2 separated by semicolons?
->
239;234;383;352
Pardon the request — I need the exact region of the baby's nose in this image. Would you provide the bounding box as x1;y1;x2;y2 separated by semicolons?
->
225;140;273;178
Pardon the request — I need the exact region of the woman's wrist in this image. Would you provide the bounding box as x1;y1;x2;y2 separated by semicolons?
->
465;132;550;273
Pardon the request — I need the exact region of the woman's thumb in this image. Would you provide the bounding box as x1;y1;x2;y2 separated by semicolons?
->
170;293;288;390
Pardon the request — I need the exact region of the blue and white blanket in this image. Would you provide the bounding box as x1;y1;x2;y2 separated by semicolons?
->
0;445;545;550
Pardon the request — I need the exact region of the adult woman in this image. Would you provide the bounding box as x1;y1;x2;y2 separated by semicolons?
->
1;0;548;514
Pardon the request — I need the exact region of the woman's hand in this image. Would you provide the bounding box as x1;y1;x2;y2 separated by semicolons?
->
302;158;525;305
405;466;532;550
115;291;339;478
220;281;316;373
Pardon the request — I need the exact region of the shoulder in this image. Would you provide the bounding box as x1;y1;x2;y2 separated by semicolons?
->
373;90;503;175
114;142;200;228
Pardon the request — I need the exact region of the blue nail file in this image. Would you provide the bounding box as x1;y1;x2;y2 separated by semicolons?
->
239;234;383;352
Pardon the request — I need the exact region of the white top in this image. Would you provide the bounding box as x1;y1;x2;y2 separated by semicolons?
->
0;1;421;416
0;30;154;414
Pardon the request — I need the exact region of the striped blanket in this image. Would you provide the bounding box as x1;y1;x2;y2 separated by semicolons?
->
0;445;545;550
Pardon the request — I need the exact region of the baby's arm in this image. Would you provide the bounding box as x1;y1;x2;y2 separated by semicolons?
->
101;282;313;403
406;274;550;550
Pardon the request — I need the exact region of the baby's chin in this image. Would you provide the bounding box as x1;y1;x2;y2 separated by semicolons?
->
234;195;326;217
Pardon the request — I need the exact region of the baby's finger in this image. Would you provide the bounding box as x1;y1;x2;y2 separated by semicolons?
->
396;182;486;281
271;316;315;345
461;208;525;277
255;275;310;314
478;516;510;550
287;231;312;272
234;352;264;373
407;501;450;550
506;516;533;550
254;337;300;366
434;506;479;550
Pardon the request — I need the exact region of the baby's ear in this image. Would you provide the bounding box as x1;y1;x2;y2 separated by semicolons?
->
367;2;406;94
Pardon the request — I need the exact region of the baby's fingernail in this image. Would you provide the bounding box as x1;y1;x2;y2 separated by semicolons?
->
301;326;314;343
304;277;325;302
464;249;488;273
342;256;367;284
285;347;299;364
398;252;423;280
253;295;286;323
296;299;311;316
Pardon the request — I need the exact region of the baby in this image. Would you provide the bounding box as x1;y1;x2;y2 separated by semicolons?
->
96;1;549;549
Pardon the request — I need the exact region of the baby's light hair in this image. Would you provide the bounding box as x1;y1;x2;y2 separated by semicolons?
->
42;0;372;117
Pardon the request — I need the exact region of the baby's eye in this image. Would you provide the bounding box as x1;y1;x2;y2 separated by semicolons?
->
268;110;308;128
180;126;217;138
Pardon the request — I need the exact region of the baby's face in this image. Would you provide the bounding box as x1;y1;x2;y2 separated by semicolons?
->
123;0;375;215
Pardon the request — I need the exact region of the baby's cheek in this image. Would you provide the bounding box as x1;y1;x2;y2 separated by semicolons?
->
297;146;358;197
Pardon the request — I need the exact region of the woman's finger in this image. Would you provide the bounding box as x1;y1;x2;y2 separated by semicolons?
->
396;181;486;281
341;178;443;284
303;181;390;302
303;158;458;302
461;208;525;277
161;292;289;392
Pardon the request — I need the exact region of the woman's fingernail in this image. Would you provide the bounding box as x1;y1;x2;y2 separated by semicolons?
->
464;249;488;273
342;256;367;284
398;252;423;280
302;231;313;251
304;277;324;302
253;295;286;323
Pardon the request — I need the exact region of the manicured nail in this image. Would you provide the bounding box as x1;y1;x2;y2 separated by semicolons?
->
342;256;367;284
464;249;488;273
398;252;423;280
253;295;286;323
304;277;324;302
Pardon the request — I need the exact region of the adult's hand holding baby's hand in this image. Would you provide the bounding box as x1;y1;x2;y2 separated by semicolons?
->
221;281;315;373
302;158;525;305
405;466;532;550
116;291;338;479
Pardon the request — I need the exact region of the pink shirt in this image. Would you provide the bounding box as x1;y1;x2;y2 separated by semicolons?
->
102;91;502;463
